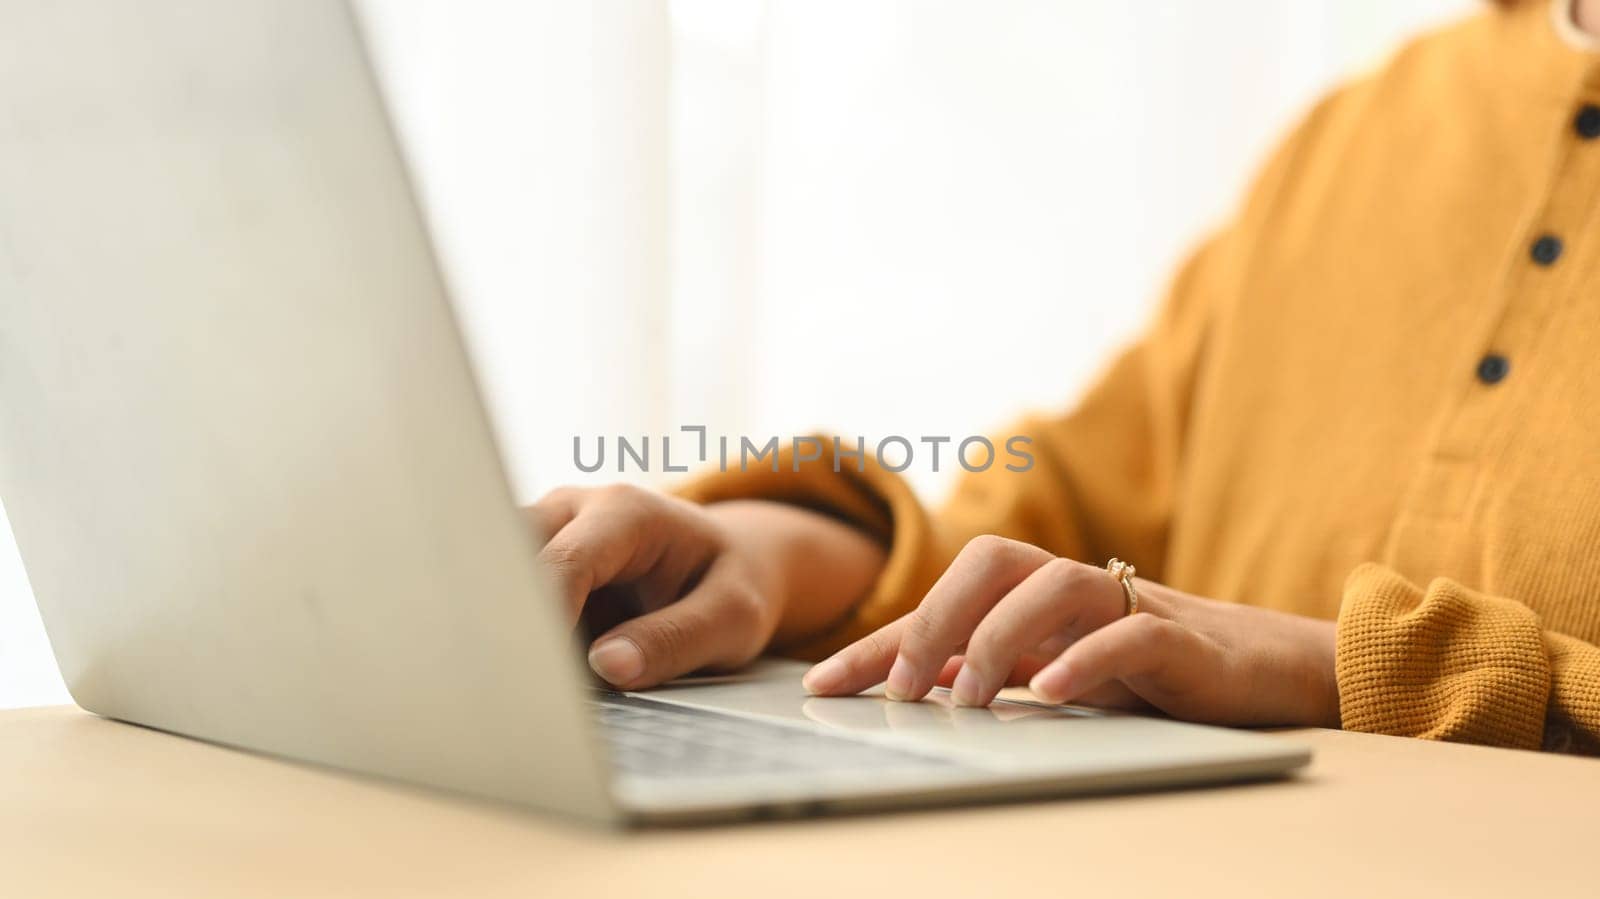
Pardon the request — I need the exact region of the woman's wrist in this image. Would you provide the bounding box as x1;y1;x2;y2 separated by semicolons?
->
1207;591;1340;728
705;500;887;648
1305;616;1341;728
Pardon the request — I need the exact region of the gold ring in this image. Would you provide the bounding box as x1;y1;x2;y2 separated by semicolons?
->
1106;558;1139;616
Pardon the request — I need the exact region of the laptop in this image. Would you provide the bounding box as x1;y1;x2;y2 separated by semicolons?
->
0;0;1308;825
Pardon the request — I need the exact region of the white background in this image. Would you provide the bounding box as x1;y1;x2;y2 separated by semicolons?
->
0;0;1471;709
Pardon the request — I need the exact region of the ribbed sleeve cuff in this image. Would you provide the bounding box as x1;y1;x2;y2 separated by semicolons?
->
672;435;950;658
1335;563;1551;749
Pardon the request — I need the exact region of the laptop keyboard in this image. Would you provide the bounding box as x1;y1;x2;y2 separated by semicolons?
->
592;692;958;779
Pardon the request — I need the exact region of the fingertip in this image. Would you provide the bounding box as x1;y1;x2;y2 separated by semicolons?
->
802;656;847;695
884;653;918;702
950;664;983;707
588;636;646;687
1028;662;1072;705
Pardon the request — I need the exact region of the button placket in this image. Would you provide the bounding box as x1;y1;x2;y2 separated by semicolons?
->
1444;95;1600;430
1383;94;1600;567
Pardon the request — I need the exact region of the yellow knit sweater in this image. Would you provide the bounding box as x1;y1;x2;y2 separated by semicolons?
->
682;0;1600;753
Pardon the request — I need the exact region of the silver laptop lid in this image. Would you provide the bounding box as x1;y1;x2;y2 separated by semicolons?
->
0;0;613;821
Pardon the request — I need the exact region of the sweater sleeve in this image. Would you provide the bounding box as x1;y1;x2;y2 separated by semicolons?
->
1337;564;1600;752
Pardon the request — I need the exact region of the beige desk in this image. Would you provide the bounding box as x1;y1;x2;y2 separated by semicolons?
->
2;706;1594;898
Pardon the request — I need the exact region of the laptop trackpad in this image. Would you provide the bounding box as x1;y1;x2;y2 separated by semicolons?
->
624;657;1304;780
636;656;1108;738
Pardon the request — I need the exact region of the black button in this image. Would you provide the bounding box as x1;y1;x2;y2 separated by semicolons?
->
1531;234;1563;266
1577;105;1600;139
1476;354;1510;385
